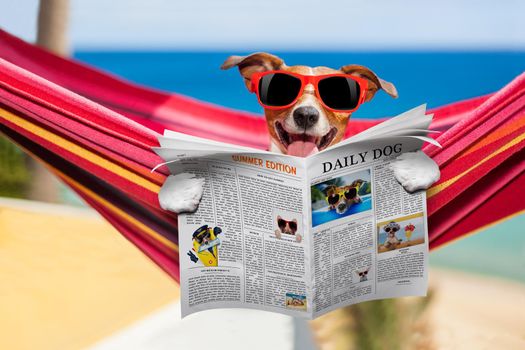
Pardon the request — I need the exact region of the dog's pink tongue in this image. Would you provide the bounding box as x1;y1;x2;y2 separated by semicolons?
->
287;141;319;157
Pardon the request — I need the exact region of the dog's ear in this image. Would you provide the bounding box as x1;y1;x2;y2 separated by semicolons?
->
340;65;398;101
277;215;282;221
292;218;297;223
221;52;286;91
351;179;363;187
325;184;336;195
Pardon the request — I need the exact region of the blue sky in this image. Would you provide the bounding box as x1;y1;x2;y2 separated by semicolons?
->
1;0;524;50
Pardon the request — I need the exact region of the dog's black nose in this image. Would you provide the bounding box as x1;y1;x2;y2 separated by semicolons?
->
293;106;319;129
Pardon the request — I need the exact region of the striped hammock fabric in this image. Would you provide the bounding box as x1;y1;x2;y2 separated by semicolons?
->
0;30;523;282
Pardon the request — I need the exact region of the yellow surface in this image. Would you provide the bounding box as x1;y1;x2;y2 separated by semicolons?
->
0;198;179;350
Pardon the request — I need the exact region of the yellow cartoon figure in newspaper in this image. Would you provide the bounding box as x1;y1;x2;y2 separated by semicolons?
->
187;225;222;267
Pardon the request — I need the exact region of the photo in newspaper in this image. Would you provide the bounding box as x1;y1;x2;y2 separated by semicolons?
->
311;169;372;227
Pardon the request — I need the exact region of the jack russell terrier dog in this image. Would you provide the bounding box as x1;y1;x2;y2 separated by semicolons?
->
325;183;362;215
158;53;440;214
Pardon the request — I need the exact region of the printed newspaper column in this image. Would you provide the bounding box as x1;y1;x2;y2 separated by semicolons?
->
372;153;428;300
178;161;244;316
309;137;428;318
236;162;309;312
175;153;312;317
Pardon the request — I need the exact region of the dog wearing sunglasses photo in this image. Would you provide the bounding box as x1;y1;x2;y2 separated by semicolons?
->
275;215;301;243
325;183;362;215
382;221;403;250
159;52;439;214
355;267;370;282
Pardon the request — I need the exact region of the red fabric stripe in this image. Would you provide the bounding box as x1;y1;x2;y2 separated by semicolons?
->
0;124;180;245
0;92;168;182
429;149;525;244
430;167;525;249
0;59;160;150
428;124;525;215
424;74;525;163
0;114;160;207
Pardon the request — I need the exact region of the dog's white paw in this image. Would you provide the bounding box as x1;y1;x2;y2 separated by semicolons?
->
390;150;440;193
275;229;282;239
158;173;205;213
296;234;302;243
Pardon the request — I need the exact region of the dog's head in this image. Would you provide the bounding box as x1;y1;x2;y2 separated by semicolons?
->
221;52;397;157
325;184;359;214
384;221;400;237
356;267;370;282
192;225;221;245
277;215;298;235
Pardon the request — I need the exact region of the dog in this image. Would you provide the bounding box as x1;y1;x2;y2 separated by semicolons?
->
356;267;370;282
325;180;363;214
221;52;398;157
189;225;222;267
275;215;301;242
382;221;402;249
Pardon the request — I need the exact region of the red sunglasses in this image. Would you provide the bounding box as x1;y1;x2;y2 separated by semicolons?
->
278;218;297;231
250;70;368;113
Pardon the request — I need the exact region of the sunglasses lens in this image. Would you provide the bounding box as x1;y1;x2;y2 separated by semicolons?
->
327;194;340;205
278;219;286;228
258;73;302;107
344;188;357;199
318;76;361;110
289;222;297;231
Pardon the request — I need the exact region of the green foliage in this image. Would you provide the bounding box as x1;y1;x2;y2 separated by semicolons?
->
350;299;402;350
359;181;372;195
311;186;325;202
348;296;433;350
0;136;30;197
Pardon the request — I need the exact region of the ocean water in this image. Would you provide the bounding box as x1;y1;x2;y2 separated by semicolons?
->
75;51;525;118
312;196;373;227
73;51;525;282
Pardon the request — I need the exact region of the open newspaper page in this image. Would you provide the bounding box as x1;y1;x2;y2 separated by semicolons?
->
307;137;430;318
154;104;434;320
154;146;313;318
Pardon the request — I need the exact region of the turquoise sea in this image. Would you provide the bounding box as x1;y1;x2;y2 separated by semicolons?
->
74;51;525;282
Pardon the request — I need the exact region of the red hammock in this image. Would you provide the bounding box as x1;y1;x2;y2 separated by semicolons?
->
0;30;523;282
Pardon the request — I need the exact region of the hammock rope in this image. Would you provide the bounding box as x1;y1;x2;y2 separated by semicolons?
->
0;29;523;282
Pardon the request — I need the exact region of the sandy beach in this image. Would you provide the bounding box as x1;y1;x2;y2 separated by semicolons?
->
1;198;524;349
429;269;525;349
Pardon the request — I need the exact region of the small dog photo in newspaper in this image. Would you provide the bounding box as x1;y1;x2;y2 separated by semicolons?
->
377;213;425;253
355;267;371;283
311;169;372;227
187;224;223;267
285;293;307;311
274;210;302;243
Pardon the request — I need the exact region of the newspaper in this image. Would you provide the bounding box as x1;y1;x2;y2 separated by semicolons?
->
154;105;437;319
